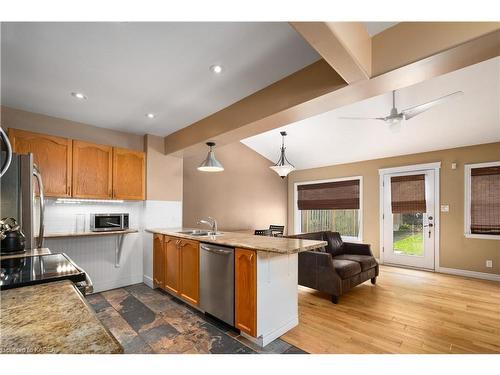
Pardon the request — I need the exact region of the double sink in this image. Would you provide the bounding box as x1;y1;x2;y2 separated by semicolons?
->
177;229;223;237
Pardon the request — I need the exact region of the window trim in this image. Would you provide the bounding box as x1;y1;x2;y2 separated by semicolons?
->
293;176;363;242
464;161;500;240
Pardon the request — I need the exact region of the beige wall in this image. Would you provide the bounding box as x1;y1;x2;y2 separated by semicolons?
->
144;134;183;201
183;142;287;232
1;106;144;151
288;142;500;275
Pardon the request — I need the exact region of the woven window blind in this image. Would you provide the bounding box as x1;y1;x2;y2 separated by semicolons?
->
470;165;500;235
297;179;360;210
391;174;426;213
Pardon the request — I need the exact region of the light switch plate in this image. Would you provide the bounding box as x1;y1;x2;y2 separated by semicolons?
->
440;205;450;212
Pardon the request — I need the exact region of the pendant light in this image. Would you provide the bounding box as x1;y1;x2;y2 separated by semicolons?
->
270;131;295;178
198;142;224;172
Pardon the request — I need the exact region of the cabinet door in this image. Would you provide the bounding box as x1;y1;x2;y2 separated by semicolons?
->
153;234;165;289
165;237;180;295
112;147;145;200
72;140;113;199
235;248;257;337
179;239;200;306
8;128;72;197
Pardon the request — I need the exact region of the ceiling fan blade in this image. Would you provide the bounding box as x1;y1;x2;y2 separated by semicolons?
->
339;116;386;121
402;91;463;120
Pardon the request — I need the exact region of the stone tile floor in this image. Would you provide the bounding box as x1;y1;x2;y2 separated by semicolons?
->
86;283;307;354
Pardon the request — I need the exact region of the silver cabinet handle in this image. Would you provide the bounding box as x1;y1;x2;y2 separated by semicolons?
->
33;164;45;249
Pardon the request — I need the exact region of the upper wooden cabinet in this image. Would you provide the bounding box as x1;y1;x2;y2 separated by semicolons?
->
72;140;113;199
7;128;146;200
112;147;145;200
8;128;72;197
235;248;257;337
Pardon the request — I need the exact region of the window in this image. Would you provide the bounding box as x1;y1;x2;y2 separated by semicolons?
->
465;162;500;239
295;177;362;241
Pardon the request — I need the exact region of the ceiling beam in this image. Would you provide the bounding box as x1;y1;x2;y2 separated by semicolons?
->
164;59;347;155
372;22;500;76
291;22;372;84
164;29;500;157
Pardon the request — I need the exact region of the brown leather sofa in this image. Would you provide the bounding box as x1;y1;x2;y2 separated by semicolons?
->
287;231;379;303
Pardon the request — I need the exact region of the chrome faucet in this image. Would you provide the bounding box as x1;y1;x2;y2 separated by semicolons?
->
197;217;218;233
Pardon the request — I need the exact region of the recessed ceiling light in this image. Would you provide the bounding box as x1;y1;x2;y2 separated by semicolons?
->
71;92;87;100
146;113;155;119
209;64;223;74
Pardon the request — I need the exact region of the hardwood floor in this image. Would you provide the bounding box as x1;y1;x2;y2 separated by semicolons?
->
281;265;500;354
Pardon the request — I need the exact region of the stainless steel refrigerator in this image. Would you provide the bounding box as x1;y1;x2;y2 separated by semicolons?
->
1;126;45;250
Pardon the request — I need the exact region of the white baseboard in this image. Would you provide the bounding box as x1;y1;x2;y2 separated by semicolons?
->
437;267;500;282
91;274;143;293
143;275;154;288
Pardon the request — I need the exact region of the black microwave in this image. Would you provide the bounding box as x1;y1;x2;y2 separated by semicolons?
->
90;213;129;232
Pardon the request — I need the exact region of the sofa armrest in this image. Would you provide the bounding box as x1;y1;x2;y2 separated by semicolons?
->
298;250;341;295
343;242;373;256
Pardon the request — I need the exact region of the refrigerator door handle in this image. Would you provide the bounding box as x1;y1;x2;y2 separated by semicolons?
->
0;126;13;178
33;164;45;249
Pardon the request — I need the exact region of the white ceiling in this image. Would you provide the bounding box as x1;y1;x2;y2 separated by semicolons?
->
363;22;398;36
1;22;319;136
242;57;500;170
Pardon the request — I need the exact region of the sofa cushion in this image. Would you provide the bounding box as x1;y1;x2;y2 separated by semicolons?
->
324;231;344;256
334;254;377;272
332;259;361;279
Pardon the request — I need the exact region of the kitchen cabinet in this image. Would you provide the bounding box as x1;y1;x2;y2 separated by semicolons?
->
8;128;72;197
72;140;113;199
179;238;200;306
235;248;257;337
156;235;200;307
112;147;145;200
164;236;181;295
153;234;165;289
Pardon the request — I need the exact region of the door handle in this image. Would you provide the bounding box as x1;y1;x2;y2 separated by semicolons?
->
424;223;434;227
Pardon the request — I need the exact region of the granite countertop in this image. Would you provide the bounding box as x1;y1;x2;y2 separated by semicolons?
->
0;280;123;354
147;228;326;254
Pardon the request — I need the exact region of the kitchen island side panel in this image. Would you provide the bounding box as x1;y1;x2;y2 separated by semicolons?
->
256;251;298;346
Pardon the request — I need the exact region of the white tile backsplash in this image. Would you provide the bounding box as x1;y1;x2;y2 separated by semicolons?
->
38;199;182;293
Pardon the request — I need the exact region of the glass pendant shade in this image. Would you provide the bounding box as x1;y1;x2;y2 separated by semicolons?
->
270;131;295;178
198;142;224;172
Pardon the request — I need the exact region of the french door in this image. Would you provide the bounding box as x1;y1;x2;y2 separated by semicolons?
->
382;169;436;270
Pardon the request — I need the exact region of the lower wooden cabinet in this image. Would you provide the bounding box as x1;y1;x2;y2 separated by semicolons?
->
158;235;200;306
179;239;200;306
164;236;181;295
153;234;165;289
235;248;257;337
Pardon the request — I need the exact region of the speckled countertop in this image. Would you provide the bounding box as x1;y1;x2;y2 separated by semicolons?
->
147;228;326;254
0;281;123;354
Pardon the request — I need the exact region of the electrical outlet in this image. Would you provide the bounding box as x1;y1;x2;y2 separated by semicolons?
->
486;260;493;268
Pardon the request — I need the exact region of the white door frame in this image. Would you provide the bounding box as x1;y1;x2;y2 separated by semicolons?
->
378;162;441;270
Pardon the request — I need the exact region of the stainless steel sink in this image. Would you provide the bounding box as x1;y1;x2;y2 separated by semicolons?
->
177;230;222;236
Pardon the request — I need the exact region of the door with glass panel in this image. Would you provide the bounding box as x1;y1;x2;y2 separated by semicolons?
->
382;170;435;269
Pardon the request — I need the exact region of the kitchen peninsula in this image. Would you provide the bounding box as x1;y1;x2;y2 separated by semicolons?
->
147;228;326;346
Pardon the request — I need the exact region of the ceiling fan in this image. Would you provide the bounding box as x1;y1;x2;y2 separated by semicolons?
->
340;90;464;131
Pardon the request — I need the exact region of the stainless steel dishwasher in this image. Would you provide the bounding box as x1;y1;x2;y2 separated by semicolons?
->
199;242;234;326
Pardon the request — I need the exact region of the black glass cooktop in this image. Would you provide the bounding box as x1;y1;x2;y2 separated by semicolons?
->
0;253;86;290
